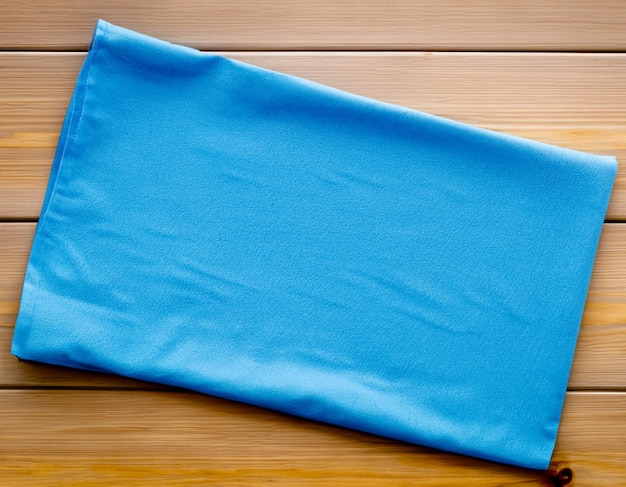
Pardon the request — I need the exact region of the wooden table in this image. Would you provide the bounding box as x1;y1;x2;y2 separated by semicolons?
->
1;2;625;485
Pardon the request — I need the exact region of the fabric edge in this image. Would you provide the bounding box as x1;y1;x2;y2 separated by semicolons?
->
11;20;109;360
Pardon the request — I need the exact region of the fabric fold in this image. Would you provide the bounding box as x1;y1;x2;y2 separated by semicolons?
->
12;20;617;469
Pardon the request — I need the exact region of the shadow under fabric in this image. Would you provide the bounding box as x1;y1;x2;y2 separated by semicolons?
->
12;20;617;469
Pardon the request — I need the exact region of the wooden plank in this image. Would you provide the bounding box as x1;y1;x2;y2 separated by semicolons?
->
1;52;625;220
1;1;626;52
0;329;167;389
0;390;624;485
0;223;32;325
1;222;626;390
2;305;626;391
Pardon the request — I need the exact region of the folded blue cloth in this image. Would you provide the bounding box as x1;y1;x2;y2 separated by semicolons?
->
12;20;616;469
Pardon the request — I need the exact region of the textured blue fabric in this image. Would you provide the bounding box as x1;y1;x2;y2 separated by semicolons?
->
12;20;616;469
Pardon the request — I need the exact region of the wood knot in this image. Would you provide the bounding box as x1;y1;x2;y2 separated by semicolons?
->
548;467;573;486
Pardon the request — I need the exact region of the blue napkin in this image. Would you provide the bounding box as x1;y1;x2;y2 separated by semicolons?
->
12;20;616;469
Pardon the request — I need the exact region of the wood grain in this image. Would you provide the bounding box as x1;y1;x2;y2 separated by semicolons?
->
1;223;626;390
0;223;32;325
1;1;626;52
1;52;625;219
0;390;623;485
